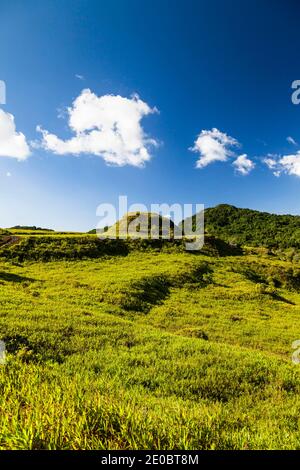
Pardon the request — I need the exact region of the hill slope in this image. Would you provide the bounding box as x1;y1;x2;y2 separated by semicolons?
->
1;248;300;448
183;204;300;249
103;212;180;239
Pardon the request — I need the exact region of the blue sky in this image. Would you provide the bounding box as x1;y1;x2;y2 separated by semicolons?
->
1;0;300;230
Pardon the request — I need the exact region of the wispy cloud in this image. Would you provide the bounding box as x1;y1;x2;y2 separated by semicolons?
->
263;154;279;173
37;89;158;167
287;136;297;146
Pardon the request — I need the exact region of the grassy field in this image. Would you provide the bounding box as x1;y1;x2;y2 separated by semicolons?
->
1;235;300;449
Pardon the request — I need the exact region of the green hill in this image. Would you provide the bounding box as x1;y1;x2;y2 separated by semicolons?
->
2;207;300;449
103;211;180;239
182;204;300;249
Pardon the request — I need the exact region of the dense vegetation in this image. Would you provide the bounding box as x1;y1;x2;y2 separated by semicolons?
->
10;226;54;232
1;208;300;449
0;233;241;262
183;204;300;248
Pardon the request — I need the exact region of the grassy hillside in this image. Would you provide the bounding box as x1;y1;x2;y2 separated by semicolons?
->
183;204;300;249
1;212;300;449
1;233;300;449
104;211;180;239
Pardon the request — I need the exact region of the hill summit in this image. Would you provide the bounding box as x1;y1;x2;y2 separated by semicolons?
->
183;204;300;249
102;212;181;239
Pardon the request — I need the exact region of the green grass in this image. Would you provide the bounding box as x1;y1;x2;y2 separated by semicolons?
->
1;243;300;449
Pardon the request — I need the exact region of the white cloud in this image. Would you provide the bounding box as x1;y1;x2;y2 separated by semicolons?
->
263;155;278;170
0;109;30;160
75;74;85;81
37;89;158;167
233;154;255;175
263;151;300;177
279;152;300;177
6;172;11;177
190;128;239;169
287;136;297;146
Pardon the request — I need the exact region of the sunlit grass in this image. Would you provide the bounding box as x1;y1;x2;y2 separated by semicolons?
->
1;246;300;449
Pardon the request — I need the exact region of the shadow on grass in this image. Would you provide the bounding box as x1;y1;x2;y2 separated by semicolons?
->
121;275;171;312
270;292;295;305
0;271;35;283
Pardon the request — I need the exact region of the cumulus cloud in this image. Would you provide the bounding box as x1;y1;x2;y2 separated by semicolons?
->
287;136;297;146
0;109;30;160
263;151;300;177
233;154;255;175
279;152;300;177
37;89;158;167
190;128;239;169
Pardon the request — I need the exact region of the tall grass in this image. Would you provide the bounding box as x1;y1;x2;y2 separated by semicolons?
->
0;247;300;448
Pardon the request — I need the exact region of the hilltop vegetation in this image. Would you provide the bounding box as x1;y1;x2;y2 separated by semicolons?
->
104;211;180;239
10;225;54;232
183;204;300;249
